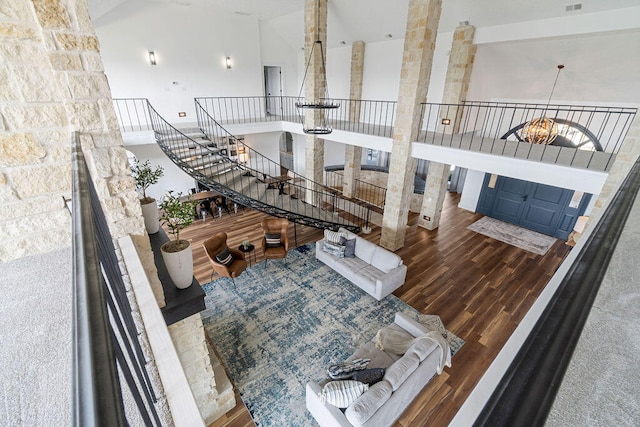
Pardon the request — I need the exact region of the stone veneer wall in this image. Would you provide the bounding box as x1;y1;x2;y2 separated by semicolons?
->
0;0;225;424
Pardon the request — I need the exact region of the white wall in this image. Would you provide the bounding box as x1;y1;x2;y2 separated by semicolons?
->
326;45;352;99
467;30;640;105
459;169;485;212
126;144;196;202
243;132;281;174
95;1;264;123
259;20;300;96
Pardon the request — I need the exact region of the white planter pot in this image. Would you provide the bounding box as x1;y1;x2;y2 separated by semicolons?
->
141;199;160;234
161;242;193;289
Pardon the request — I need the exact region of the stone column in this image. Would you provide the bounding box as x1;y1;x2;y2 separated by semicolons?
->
418;162;450;229
583;118;640;236
380;0;442;251
440;24;476;134
168;314;235;425
303;0;327;204
419;24;475;230
343;41;365;198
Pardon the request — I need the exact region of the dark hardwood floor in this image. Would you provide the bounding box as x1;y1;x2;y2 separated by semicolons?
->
171;193;571;427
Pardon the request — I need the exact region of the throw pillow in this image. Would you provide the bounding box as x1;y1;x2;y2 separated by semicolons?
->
327;358;370;379
324;229;345;244
215;247;233;266
265;233;281;248
339;236;357;257
351;368;385;386
322;241;346;258
320;380;369;408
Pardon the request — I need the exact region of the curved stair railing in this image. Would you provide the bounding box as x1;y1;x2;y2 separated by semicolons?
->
147;101;367;232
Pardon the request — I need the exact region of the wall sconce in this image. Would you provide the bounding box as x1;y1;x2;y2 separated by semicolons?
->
441;118;451;125
148;51;157;66
225;56;232;69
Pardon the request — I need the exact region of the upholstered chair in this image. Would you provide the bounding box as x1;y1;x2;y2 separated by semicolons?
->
202;232;247;285
260;217;290;267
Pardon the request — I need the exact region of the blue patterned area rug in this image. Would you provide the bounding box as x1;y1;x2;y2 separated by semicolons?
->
201;243;464;426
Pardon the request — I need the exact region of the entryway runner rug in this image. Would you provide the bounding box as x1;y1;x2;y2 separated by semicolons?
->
201;243;464;427
467;216;557;256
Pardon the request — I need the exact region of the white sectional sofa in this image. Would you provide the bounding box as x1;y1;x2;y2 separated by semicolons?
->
315;228;407;301
306;312;450;427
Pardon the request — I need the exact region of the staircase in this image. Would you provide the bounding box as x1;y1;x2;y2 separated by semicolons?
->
147;102;371;232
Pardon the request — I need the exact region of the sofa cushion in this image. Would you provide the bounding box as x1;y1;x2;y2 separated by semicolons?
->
405;337;438;362
383;353;420;391
339;236;357;258
353;264;384;286
329;257;363;281
370;247;402;273
351;267;380;296
345;380;393;426
351;368;385;386
354;237;377;264
322;241;345;258
320;380;369;408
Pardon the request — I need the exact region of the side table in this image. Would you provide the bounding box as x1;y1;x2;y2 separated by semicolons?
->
238;243;256;266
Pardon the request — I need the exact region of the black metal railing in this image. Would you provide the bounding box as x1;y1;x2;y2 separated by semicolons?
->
72;132;162;426
195;96;397;138
142;99;367;232
419;101;637;171
475;157;640;426
113;98;153;132
325;169;387;210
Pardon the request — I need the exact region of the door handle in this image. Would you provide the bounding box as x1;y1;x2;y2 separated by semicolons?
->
522;194;528;201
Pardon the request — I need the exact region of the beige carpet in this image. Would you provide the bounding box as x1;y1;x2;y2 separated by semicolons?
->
467;216;557;256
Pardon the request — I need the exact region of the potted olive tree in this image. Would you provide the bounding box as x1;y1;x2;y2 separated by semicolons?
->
160;191;197;289
131;160;164;234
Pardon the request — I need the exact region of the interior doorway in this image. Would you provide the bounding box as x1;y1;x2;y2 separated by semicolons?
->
264;66;283;116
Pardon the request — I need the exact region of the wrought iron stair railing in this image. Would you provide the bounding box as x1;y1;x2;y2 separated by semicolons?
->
146;100;367;232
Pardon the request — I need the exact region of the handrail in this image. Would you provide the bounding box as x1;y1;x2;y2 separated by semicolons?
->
113;98;153;132
193;98;369;231
325;169;387;210
419;101;636;171
195;96;397;138
72;132;163;426
474;156;640;426
72;132;126;427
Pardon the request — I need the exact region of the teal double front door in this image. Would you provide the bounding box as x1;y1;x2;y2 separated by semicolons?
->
477;175;591;240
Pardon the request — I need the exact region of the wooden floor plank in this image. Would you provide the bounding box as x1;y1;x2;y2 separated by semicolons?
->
169;193;571;427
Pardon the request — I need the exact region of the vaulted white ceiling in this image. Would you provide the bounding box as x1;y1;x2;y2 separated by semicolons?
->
88;0;640;49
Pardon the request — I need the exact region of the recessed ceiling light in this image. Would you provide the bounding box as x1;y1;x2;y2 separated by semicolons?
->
385;34;392;38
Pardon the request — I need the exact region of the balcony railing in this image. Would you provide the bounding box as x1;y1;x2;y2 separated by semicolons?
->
325;169;387;210
113;98;153;132
419;101;637;171
195;96;397;138
72;132;162;426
